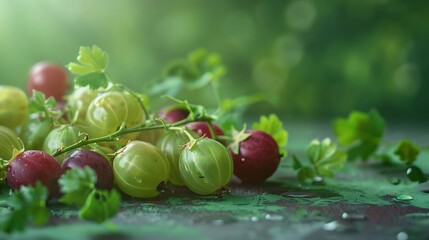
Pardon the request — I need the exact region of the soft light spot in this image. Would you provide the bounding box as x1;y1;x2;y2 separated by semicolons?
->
273;35;304;68
252;58;288;93
250;216;258;222
285;0;317;30
222;11;255;49
393;64;421;96
397;231;408;240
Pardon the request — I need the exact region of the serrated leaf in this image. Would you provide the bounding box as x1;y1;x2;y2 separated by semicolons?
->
45;97;57;109
308;138;337;164
67;62;96;75
74;72;109;89
68;46;110;89
252;114;288;156
58;167;97;206
0;207;27;233
69;46;108;75
0;182;49;233
333;109;385;161
306;138;347;178
29;90;53;113
394;140;420;164
78;189;121;223
29;90;62;124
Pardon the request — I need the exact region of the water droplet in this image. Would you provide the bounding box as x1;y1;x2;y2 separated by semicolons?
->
192;214;238;225
285;193;313;198
323;220;343;231
281;188;341;198
250;216;258;222
312;176;325;185
323;220;357;232
406;166;427;183
341;212;367;221
396;194;413;201
240;158;245;162
265;214;284;221
397;231;408;240
390;178;401;185
134;177;143;183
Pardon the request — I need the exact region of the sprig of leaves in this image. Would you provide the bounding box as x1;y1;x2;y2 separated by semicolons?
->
394;140;420;164
333;109;385;161
67;45;110;89
58;167;120;222
58;166;97;206
149;48;226;96
0;182;49;233
29;90;63;125
252;114;288;157
78;189;121;223
333;109;427;183
293;138;347;183
217;94;269;135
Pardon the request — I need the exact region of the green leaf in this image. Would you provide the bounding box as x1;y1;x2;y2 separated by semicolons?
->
306;138;347;177
0;208;27;233
394;140;420;164
252;114;288;156
333;109;385;161
68;45;109;75
148;77;183;96
164;60;198;80
78;189;121;223
297;167;315;183
220;94;267;113
68;45;110;89
58;166;97;206
152;49;227;98
187;48;226;82
29;90;57;113
74;72;109;90
0;182;49;233
292;155;302;170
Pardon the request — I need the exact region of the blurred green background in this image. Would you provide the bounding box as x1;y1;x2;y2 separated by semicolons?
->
1;0;428;122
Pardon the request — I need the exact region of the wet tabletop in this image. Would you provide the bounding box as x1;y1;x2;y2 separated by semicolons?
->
1;122;429;240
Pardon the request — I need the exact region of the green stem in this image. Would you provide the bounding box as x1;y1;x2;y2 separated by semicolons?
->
207;121;218;140
182;127;197;142
211;79;222;109
52;116;197;157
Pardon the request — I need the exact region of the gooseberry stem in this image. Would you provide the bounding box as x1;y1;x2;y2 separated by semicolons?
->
52;115;208;157
210;78;222;109
207;121;217;140
182;128;197;142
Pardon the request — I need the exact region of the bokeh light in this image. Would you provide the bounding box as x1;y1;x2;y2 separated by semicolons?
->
0;0;428;122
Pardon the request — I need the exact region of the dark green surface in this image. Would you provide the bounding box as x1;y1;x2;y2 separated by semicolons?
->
1;123;429;240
